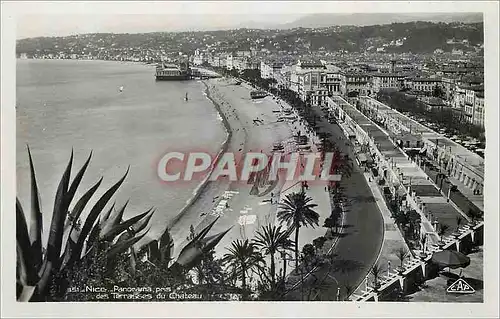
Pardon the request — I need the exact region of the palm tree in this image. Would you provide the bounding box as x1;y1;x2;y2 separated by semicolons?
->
277;191;320;269
394;247;409;274
253;224;293;289
371;263;383;291
438;224;450;243
455;216;463;233
223;239;264;299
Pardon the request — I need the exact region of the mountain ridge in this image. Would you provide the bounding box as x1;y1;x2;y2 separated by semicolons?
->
277;12;484;29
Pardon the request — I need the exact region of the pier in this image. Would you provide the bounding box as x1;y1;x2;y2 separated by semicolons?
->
189;68;221;79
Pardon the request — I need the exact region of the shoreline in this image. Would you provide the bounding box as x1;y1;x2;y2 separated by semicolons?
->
167;79;233;228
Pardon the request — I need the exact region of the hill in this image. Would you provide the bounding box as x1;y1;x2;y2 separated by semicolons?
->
279;12;483;29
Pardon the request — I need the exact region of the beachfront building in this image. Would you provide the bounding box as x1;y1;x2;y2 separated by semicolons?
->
193;49;208;66
209;55;225;68
290;59;325;93
260;60;284;79
293;60;346;107
233;56;258;72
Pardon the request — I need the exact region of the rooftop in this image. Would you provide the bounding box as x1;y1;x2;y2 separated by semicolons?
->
410;78;442;82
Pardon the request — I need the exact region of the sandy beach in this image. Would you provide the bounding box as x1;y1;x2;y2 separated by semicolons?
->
169;78;331;265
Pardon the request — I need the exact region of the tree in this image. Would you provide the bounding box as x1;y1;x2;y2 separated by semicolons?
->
277;191;320;269
394;247;409;273
312;236;327;252
432;85;445;99
370;263;383;291
468;209;483;224
437;224;450;243
223;239;264;300
323;216;337;236
253;224;293;290
301;244;316;270
455;216;463;231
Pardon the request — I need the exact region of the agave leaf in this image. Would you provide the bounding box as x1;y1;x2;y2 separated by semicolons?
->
16;241;29;288
116;230;133;244
192;217;220;243
176;227;231;271
64;177;103;234
17;285;37;302
174;241;203;269
201;227;232;253
99;201;116;228
66;151;92;210
106;228;149;259
45;150;73;268
85;223;101;254
27;146;43;269
60;177;103;269
100;200;129;237
70;167;129;264
159;227;173;249
159;229;174;264
147;240;161;264
130;248;137;276
16;198;38;285
131;209;155;234
101;208;152;242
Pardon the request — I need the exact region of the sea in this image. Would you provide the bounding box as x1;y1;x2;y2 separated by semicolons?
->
16;59;227;243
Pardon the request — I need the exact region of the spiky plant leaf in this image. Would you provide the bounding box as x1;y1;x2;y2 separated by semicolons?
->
70;167;129;264
131;209;155;234
45;150;73;267
130;248;137;276
116;229;133;244
86;223;101;254
106;228;149;259
100;200;129;236
101;208;152;242
16;198;38;286
66;151;92;210
157;227;174;264
27;146;43;269
201;227;232;253
147;240;161;264
60;177;103;269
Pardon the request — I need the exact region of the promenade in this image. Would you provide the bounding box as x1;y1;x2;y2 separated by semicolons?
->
283;102;384;301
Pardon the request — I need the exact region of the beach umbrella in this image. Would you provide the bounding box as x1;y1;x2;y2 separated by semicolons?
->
431;250;470;269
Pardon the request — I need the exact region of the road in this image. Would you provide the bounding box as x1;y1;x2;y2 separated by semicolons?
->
284;104;384;301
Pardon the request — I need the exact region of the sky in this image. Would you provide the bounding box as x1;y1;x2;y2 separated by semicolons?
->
12;1;485;39
16;13;304;39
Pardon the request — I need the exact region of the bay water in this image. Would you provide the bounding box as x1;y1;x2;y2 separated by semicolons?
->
16;59;226;243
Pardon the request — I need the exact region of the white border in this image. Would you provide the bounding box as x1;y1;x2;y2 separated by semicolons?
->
2;1;499;318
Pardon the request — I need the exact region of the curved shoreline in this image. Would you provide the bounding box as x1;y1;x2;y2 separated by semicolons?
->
167;79;233;227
